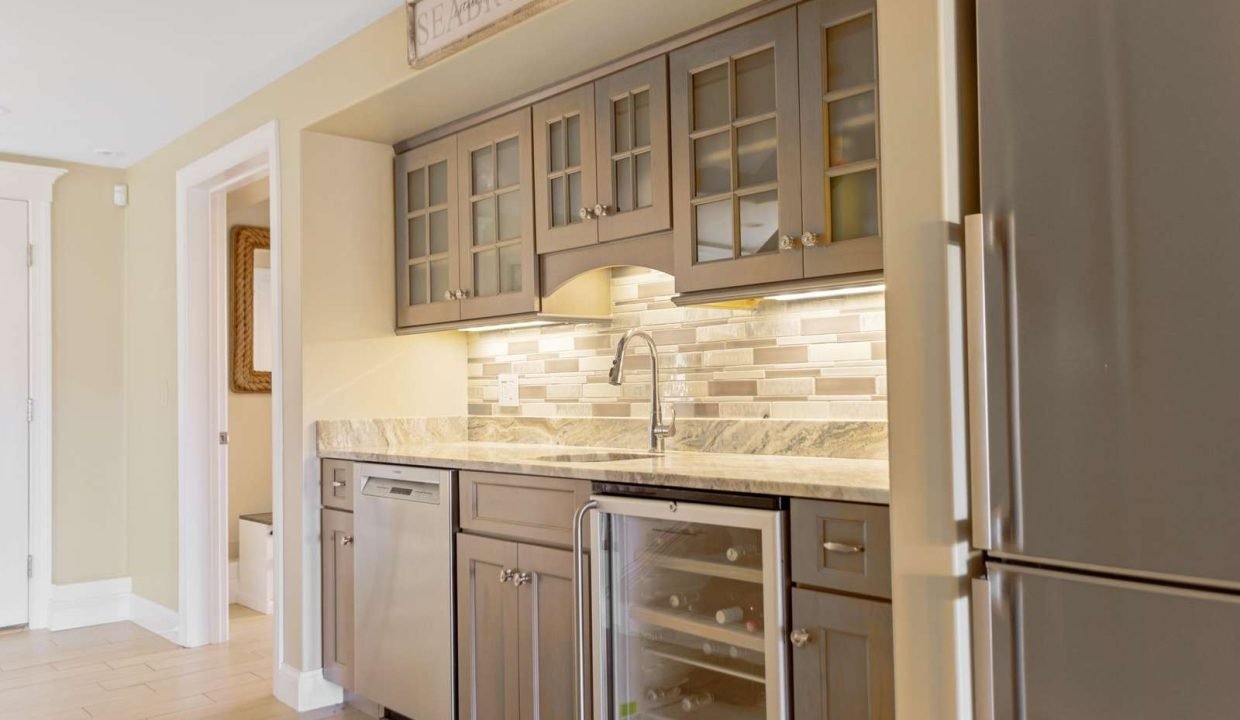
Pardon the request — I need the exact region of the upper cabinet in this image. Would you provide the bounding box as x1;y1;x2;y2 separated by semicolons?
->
396;135;461;327
671;0;881;295
534;57;671;254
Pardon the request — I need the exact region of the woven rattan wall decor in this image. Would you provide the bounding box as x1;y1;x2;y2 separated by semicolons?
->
231;225;271;393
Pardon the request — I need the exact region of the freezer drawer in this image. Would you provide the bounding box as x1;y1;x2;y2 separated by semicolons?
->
975;562;1240;720
970;0;1240;584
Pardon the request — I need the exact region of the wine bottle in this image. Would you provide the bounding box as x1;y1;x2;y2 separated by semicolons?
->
680;692;715;712
667;590;702;611
725;543;759;563
646;685;683;703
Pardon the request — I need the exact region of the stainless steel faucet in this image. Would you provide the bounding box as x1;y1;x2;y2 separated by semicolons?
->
608;328;676;452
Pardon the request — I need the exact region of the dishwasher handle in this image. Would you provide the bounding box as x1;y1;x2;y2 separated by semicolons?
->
573;499;599;720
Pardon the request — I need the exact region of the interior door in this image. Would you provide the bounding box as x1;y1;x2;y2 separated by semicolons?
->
976;562;1240;720
0;198;28;629
457;533;521;720
517;543;588;720
395;135;461;328
972;0;1240;584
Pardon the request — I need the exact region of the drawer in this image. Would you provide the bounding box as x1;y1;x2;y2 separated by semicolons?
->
459;471;592;548
321;459;354;512
791;499;891;599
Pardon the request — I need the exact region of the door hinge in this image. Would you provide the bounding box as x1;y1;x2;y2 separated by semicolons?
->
27;555;33;579
219;431;229;445
26;398;33;424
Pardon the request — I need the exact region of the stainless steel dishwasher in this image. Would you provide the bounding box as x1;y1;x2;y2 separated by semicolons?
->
353;463;455;720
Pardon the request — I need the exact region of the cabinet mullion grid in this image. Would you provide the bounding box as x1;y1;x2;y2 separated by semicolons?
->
546;113;583;228
821;10;880;245
610;87;654;212
407;163;450;306
469;134;522;296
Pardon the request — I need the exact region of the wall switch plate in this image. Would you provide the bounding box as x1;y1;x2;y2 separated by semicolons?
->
498;374;520;407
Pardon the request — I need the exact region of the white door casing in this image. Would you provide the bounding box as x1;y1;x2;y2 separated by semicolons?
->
0;198;29;628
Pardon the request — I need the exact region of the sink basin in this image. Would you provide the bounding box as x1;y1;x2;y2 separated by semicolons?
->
533;452;657;463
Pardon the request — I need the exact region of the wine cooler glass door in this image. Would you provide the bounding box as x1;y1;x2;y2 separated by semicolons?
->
592;496;787;720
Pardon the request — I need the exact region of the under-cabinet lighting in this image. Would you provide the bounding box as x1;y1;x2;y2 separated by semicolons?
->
764;283;886;302
459;320;557;333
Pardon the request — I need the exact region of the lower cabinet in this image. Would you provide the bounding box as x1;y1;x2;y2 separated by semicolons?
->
457;533;588;720
790;587;894;720
321;508;355;690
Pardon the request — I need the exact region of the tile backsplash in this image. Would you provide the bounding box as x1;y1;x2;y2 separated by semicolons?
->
467;268;886;422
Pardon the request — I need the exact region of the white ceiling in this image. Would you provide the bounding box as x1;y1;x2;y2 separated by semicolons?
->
0;0;403;168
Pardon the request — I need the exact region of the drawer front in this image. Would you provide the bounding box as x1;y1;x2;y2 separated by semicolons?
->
459;471;591;548
791;499;891;599
321;459;354;512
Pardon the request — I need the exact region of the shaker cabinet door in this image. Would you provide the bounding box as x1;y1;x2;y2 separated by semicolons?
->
534;85;599;254
457;534;522;720
396;135;462;328
798;0;883;279
321;509;354;691
517;544;589;720
670;8;804;294
457;109;540;321
595;56;671;244
791;588;893;720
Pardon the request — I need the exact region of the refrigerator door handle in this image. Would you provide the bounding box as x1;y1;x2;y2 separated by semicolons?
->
573;499;599;720
972;576;996;720
965;213;994;550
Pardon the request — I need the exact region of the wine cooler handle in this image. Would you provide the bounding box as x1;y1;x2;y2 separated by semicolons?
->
972;576;995;720
965;213;994;550
573;499;599;720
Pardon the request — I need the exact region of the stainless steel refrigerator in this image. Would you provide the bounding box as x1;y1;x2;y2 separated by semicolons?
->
969;1;1240;718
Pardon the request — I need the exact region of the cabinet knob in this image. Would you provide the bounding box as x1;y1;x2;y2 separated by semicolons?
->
824;541;865;554
593;203;610;218
778;234;799;251
800;232;822;248
578;207;594;221
513;571;533;587
340;535;353;546
789;628;813;648
458;288;471;299
444;290;456;301
499;568;517;584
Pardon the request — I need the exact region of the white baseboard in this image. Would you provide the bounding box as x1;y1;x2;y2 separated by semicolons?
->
229;561;239;605
274;663;343;712
130;594;180;643
48;578;133;631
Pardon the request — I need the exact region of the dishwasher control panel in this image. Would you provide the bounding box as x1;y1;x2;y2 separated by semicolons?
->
360;476;441;505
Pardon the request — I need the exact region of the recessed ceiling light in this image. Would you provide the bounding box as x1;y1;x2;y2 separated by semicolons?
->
94;148;125;157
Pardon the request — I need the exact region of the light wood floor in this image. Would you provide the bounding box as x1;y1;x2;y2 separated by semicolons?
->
0;605;369;720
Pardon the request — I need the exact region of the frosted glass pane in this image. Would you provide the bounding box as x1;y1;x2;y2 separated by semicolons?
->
616;156;634;212
409;263;427;305
694;131;731;198
695;199;733;263
549;120;565;173
429;259;449;304
635;151;652;209
471;146;494;195
614;96;632;153
497;190;522;241
827;91;877;166
499;244;522;293
497;137;520;189
735;48;776;119
568;172;582;224
633;90;650;148
826;15;875;91
830;169;879;241
429;209;449;255
566;114;581;168
692;63;729;131
473;198;495;246
409;216;427;258
474;249;498;297
428;161;448;206
737;119;777;188
408;168;426;211
551;175;567;227
739;189;780;256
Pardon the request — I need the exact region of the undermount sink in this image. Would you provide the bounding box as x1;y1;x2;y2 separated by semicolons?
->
533;451;658;463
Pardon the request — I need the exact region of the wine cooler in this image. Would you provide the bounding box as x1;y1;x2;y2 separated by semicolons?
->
575;485;789;720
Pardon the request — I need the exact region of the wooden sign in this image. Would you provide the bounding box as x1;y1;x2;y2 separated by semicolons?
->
407;0;567;68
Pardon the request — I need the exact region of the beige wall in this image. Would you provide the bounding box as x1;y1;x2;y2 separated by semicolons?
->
227;185;272;560
0;153;128;586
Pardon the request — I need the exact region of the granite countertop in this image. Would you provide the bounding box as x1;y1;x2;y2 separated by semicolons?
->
319;441;889;505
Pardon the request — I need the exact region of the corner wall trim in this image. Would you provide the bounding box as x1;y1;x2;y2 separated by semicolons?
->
47;578;132;631
130;594;180;643
274;663;343;712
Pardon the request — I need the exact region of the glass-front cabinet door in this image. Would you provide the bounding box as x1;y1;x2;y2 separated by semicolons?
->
592;495;788;719
595;56;672;244
534;84;599;253
395;135;461;328
798;0;883;279
457;109;539;320
670;9;803;294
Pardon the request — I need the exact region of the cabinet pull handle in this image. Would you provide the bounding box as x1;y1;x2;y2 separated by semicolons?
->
965;213;994;550
593;203;610;218
789;628;812;648
513;571;533;587
824;541;864;554
578;207;594;221
573;500;599;720
339;535;353;546
499;567;517;584
331;480;346;488
800;231;822;247
778;234;799;251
